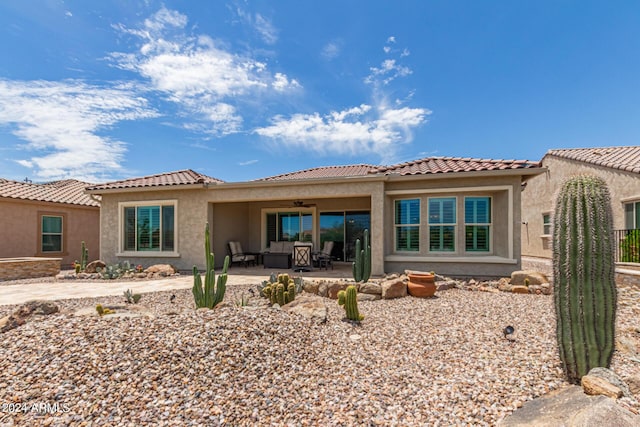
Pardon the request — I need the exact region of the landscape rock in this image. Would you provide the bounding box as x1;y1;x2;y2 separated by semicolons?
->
282;296;327;323
144;264;177;276
582;375;623;399
356;293;381;301
327;282;349;299
381;277;407;299
511;285;529;294
499;385;639;426
511;270;549;286
625;374;640;396
84;260;106;273
302;281;320;295
358;282;382;295
0;300;59;333
584;367;633;398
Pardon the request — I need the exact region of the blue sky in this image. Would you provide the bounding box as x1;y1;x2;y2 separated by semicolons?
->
1;1;639;183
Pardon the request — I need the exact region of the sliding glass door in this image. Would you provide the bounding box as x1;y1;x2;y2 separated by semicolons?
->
319;211;370;261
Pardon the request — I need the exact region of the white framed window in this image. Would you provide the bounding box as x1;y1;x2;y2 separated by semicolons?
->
542;212;552;235
428;197;456;252
41;215;63;252
625;201;640;229
394;199;420;251
120;201;177;253
464;197;491;252
264;208;314;247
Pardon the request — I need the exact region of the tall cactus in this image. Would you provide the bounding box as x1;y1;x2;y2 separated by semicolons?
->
553;175;617;384
338;285;364;321
352;229;371;282
80;241;89;271
192;223;230;309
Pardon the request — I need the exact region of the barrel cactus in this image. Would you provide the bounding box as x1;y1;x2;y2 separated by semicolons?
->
553;175;617;384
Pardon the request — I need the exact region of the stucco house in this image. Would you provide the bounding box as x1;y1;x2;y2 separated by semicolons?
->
0;178;100;268
86;157;543;278
521;146;640;267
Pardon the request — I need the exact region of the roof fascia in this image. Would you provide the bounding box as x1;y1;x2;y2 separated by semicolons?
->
383;167;546;182
85;183;207;195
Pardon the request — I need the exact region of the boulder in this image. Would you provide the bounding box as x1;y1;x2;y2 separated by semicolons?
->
624;374;640;396
582;375;623;399
1;300;59;333
327;282;349;299
499;385;639;426
512;285;529;294
282;296;327;323
303;281;320;295
356;293;381;301
381;277;407;299
511;270;549;286
84;260;106;273
358;282;382;295
584;368;633;399
144;264;177;276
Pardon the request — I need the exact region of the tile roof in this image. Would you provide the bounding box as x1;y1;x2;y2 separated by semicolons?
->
86;169;223;191
372;157;540;175
0;179;100;207
546;146;640;174
257;164;379;181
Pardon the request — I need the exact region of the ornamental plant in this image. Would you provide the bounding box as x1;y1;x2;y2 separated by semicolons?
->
552;175;617;384
192;223;229;309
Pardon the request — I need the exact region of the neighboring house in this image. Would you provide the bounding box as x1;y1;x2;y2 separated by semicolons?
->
0;178;100;268
86;157;543;278
521;146;640;265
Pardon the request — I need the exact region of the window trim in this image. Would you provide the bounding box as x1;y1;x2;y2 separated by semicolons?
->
541;211;552;237
117;200;180;257
37;212;67;255
624;200;640;229
427;196;457;253
394;198;420;252
464;196;492;253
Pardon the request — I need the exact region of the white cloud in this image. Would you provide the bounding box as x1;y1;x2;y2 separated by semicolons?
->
387;36;396;44
239;159;258;166
255;103;430;161
365;59;412;86
321;41;342;60
254;14;278;45
0;79;157;181
110;7;299;136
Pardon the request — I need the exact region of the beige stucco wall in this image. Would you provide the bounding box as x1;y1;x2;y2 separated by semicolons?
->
383;174;524;278
99;188;209;271
0;198;99;268
521;155;640;259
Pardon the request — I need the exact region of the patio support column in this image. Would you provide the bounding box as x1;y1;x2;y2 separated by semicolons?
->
370;188;385;276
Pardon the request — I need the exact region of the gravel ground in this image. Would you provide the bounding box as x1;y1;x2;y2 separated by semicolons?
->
0;283;638;426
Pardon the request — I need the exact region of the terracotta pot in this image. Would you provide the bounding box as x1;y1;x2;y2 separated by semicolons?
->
407;273;436;298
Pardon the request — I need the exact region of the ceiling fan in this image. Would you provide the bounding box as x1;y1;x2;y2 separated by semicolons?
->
277;199;316;208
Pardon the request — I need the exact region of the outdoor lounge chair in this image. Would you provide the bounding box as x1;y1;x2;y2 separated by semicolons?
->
313;241;334;270
227;241;256;267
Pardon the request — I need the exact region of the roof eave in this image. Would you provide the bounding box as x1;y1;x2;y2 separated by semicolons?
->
85;183;208;195
384;166;546;181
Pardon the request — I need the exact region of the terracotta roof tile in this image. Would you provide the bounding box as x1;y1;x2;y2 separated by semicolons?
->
86;169;223;191
547;146;640;174
0;179;100;207
372;157;540;175
257;164;379;181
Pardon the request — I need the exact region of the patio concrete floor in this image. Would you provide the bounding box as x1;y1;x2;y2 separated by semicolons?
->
0;262;354;306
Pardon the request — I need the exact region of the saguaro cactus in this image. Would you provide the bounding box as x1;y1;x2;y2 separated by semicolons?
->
553;175;617;384
192;223;230;309
338;285;364;321
80;241;89;271
352;229;371;282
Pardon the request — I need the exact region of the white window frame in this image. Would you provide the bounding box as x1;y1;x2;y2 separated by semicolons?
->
427;196;458;253
117;200;179;257
394;198;421;252
542;212;552;236
261;207;316;250
464;196;492;253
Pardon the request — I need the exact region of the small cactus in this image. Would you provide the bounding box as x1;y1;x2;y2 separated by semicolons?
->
338;285;364;321
276;283;285;306
80;241;88;271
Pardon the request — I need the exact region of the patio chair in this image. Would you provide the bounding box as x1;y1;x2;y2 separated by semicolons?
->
313;241;334;270
227;241;256;268
293;242;313;272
